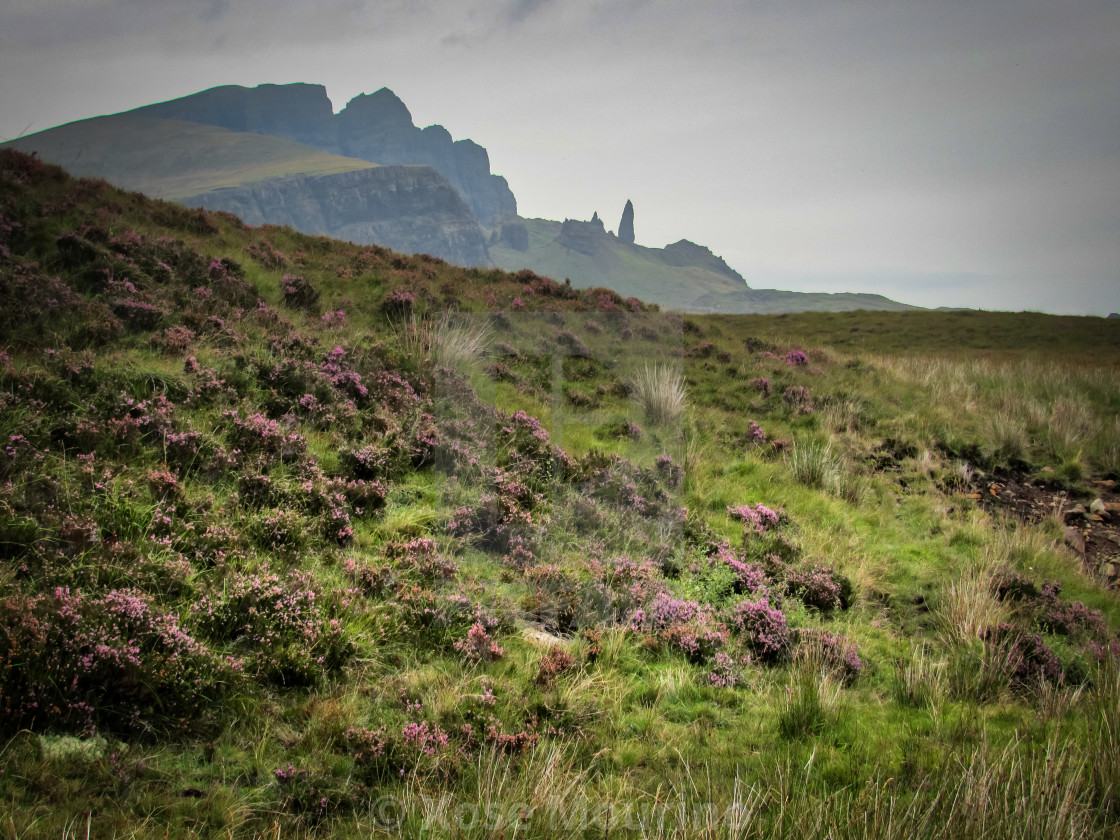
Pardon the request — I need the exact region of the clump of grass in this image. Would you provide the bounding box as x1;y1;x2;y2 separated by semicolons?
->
630;363;688;425
785;437;839;490
431;314;492;370
891;644;944;711
935;561;1009;648
1087;652;1120;818
778;641;843;739
391;313;492;371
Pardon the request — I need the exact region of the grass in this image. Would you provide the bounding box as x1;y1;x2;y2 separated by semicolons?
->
2;149;1120;838
630;362;688;426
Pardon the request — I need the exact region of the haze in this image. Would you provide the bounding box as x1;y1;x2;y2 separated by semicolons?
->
2;0;1117;314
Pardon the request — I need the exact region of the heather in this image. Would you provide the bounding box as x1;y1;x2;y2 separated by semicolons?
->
2;149;1120;838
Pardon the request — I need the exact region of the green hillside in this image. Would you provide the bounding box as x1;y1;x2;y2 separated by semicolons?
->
3;114;377;200
2;149;1120;839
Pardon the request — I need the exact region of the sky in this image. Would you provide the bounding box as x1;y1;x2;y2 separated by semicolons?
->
1;0;1117;315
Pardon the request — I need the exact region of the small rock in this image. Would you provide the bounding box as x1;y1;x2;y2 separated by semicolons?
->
966;493;982;500
1041;466;1055;473
1093;479;1117;489
1090;498;1107;514
1086;513;1104;522
1064;527;1086;553
1106;502;1120;513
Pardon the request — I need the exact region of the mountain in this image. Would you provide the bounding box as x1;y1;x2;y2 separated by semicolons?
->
3;83;917;312
133;83;516;227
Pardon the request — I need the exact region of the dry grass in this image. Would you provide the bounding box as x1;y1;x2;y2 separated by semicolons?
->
630;363;688;425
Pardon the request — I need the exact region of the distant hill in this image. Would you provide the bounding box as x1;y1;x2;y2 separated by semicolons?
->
3;83;917;312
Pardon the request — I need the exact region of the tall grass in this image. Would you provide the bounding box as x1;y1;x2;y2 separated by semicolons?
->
785;437;838;490
630;363;688;425
392;313;492;371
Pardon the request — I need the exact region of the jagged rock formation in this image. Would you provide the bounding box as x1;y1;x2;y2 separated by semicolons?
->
182;166;490;267
556;218;611;256
334;90;515;226
618;200;635;244
136;84;516;226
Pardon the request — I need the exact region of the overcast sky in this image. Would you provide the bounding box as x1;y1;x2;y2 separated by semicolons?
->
1;0;1117;314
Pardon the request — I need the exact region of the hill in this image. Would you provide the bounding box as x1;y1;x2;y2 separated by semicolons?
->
3;147;1120;838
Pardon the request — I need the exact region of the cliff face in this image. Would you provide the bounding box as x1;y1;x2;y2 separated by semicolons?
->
135;84;516;227
183;166;491;267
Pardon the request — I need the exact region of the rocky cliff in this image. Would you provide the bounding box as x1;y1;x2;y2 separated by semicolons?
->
136;84;516;226
182;166;490;267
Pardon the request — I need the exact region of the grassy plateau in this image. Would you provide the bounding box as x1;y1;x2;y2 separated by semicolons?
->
1;148;1119;839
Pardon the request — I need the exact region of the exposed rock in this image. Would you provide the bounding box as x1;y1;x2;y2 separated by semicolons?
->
556;218;611;256
1064;527;1086;554
590;212;604;231
335;89;516;226
1109;313;1120;319
618;199;635;244
183;166;490;267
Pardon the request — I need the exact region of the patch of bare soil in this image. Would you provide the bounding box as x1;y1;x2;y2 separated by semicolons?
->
967;477;1120;589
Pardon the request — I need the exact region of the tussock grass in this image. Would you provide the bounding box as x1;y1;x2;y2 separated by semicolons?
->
630;363;688;425
935;559;1010;648
891;644;944;710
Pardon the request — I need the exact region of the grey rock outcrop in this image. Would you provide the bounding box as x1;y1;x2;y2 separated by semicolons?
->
183;166;490;267
557;218;611;256
618;200;635;244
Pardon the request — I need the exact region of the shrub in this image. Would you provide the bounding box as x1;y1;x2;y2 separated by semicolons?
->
798;629;863;683
785;563;853;611
281;273;318;310
454;621;505;662
192;568;351;686
731;597;791;663
535;646;576;686
782;385;813;415
0;587;234;735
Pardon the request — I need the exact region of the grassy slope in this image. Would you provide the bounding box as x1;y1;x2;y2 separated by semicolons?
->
2;114;377;200
2;150;1120;839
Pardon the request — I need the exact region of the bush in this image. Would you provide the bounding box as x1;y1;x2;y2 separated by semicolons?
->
731;597;791;663
0;587;235;735
786;563;853;611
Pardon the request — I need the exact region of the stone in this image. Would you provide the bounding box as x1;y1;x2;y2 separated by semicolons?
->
1064;527;1086;553
1090;498;1107;513
618;199;635;244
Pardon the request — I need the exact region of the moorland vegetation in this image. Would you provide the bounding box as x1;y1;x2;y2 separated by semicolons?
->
1;148;1119;838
